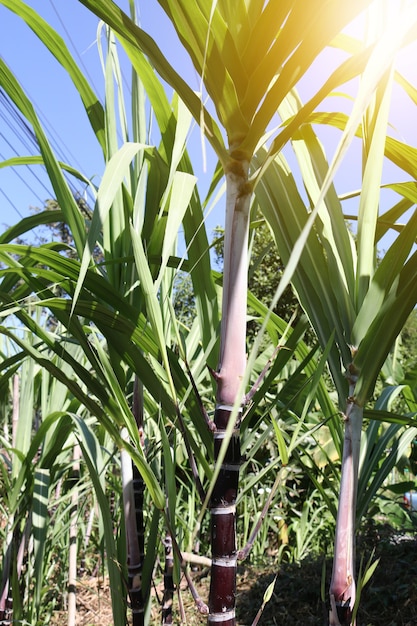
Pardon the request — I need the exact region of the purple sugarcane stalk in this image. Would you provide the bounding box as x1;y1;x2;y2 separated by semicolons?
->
329;365;362;626
208;156;251;626
162;533;175;625
68;444;81;626
121;377;146;626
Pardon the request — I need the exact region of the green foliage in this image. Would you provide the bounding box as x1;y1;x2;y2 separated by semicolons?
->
400;309;417;373
173;271;197;328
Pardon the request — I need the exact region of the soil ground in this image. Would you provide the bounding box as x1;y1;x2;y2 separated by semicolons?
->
51;527;417;626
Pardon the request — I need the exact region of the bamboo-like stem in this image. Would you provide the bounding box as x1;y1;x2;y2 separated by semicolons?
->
132;377;145;571
162;533;174;625
121;427;144;626
216;160;251;407
121;376;146;626
329;366;363;626
80;506;95;575
68;444;81;626
208;156;251;626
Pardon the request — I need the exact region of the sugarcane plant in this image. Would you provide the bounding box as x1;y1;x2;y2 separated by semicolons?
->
75;1;417;624
0;18;324;626
0;3;219;622
254;6;417;622
0;332;118;625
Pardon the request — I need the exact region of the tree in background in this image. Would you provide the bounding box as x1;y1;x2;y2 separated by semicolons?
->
401;310;417;373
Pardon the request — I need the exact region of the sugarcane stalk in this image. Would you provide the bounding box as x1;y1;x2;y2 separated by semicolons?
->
80;506;95;575
121;438;143;625
68;444;81;626
162;533;175;625
121;376;147;626
132;377;146;611
329;364;363;626
121;376;146;626
208;155;251;626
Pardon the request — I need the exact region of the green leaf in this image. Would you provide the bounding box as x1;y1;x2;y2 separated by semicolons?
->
256;151;350;401
271;418;288;466
130;223;177;401
0;155;91;185
352;205;417;346
262;575;277;604
74;142;150;308
356;69;394;308
158;171;197;288
79;0;227;161
354;252;417;404
245;0;375;154
74;417;126;626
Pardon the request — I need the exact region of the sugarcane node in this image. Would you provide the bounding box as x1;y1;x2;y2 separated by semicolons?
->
228;146;250;162
225;159;247;178
346;360;359;381
237;181;253;198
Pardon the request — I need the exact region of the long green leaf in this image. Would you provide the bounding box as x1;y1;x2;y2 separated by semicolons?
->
130;223;177;401
74;142;150;307
79;0;227;161
74;417;126;626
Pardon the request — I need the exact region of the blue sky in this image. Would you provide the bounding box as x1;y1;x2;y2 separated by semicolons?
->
0;1;196;228
1;1;102;226
1;1;417;242
0;1;206;231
